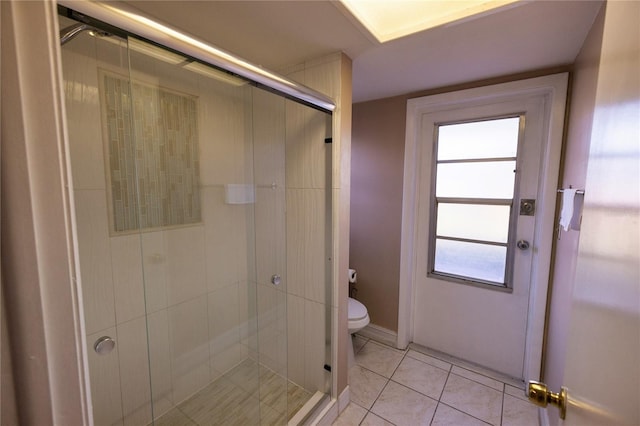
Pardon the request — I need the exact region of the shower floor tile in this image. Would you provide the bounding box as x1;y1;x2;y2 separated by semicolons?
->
151;360;312;425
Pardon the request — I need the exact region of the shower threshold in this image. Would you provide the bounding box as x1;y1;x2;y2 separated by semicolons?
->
150;359;313;426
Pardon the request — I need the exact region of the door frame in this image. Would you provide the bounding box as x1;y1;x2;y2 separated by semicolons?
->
397;73;568;381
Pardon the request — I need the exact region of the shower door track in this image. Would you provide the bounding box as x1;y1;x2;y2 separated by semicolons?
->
57;0;336;113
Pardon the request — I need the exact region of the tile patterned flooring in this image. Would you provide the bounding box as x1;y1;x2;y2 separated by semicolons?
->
153;359;312;426
334;336;538;426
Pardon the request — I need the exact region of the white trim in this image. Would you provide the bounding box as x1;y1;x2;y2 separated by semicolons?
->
357;324;398;348
398;73;568;381
2;1;93;423
397;102;421;349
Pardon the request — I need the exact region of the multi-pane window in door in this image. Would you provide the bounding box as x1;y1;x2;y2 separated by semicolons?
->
430;116;521;287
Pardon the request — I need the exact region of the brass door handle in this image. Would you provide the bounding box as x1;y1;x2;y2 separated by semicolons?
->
527;381;568;419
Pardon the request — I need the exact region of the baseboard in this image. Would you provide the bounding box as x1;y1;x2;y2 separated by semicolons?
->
338;386;350;413
357;324;398;348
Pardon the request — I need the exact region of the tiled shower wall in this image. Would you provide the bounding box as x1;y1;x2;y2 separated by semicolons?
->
62;27;339;426
252;53;346;395
101;72;202;232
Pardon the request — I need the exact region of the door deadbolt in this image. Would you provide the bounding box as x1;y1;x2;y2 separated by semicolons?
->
517;240;530;250
520;199;536;216
527;381;567;419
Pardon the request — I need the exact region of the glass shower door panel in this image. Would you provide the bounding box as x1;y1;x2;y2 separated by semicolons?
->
126;38;262;424
283;99;333;416
252;88;290;423
252;92;333;422
62;13;332;423
59;16;156;426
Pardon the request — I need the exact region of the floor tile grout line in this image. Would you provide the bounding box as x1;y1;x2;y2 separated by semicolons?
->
405;350;453;374
442;371;507;425
351;338;528;426
387;346;409;379
352;341;408;422
447;370;506;395
437;366;452;402
353;363;392;381
376;356;506;426
386;375;446;405
410;344;523;388
429;401;439;426
452;364;509;391
436;401;495;426
500;391;505;426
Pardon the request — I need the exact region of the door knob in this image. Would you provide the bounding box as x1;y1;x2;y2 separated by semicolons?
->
527;381;567;419
517;240;530;250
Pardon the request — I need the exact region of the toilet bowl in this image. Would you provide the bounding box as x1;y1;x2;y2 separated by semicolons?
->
348;297;370;368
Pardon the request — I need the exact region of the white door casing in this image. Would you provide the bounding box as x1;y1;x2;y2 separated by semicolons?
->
398;74;568;382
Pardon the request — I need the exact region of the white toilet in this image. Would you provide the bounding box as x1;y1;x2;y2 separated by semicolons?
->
347;269;369;368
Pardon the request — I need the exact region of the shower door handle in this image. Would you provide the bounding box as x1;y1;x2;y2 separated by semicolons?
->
94;336;116;355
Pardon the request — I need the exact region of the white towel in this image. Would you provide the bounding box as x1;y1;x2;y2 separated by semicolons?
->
559;189;578;231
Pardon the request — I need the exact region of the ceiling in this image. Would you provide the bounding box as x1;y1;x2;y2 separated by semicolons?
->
125;0;602;103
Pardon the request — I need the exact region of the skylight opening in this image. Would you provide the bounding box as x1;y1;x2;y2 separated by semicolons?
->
339;0;522;43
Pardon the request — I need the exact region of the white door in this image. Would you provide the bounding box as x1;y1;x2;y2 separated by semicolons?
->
412;96;545;379
401;75;568;381
558;1;639;423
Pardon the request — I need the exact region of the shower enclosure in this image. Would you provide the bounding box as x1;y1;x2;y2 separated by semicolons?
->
58;6;333;425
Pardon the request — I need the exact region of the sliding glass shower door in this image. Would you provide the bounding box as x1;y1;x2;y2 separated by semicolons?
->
60;11;332;425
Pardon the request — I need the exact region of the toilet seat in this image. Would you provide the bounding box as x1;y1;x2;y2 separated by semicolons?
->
348;297;368;321
348;297;370;332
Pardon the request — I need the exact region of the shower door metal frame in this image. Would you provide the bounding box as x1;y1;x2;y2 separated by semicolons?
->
57;0;336;113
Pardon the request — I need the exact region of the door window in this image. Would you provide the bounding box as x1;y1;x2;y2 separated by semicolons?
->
429;116;522;288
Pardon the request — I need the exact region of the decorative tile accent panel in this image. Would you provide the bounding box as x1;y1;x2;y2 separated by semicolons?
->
101;71;201;232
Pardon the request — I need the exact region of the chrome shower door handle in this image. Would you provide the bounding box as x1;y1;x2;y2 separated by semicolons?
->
94;336;115;355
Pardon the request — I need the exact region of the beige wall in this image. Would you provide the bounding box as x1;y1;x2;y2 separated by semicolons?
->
543;5;605;426
350;97;406;331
